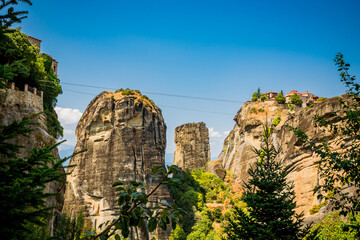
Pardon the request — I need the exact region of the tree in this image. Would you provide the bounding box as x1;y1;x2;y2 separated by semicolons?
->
0;0;32;33
290;53;360;217
252;92;258;102
290;94;303;105
0;28;63;138
260;93;268;102
223;126;306;240
257;87;261;98
276;90;286;104
88;165;184;240
0;115;72;239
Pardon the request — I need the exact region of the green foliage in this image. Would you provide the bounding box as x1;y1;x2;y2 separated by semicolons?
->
287;104;294;111
0;115;73;239
170;225;186;240
0;28;63;138
169;168;233;239
309;191;335;215
276;90;286;104
304;212;360;240
290;94;303;105
223;126;306;240
250;107;257;113
141;94;155;106
186;212;213;240
0;0;32;33
212;208;223;223
91;165;184;239
169;169;206;236
251;92;258;102
272;115;281;126
53;211;88;240
258;108;265;112
121;88;137;95
290;53;360;216
317;97;328;102
260;93;268;102
307;100;315;107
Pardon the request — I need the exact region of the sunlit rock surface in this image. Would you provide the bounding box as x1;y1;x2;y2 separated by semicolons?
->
173;122;210;170
62;91;172;240
218;96;353;223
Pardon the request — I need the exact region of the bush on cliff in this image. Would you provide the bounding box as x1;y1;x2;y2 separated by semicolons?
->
251;92;258;102
276;90;286;104
290;94;303;105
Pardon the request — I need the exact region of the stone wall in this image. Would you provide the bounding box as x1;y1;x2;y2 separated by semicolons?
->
173;122;210;170
0;85;64;235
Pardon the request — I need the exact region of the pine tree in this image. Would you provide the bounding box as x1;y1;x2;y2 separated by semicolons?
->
223;126;306;240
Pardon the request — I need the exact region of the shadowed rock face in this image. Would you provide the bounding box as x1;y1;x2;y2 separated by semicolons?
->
62;91;171;240
0;89;64;235
173;122;210;170
218;96;353;222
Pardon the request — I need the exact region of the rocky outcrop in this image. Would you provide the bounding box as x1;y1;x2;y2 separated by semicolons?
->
218;96;352;221
0;87;64;234
62;90;172;240
173;122;210;170
205;160;226;179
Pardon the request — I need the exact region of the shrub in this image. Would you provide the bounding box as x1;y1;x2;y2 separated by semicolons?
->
250;107;257;113
290;94;303;105
307;100;314;107
251;92;258;102
317;97;328;102
304;212;360;240
121;88;136;95
275;91;286;104
260;93;268;102
272;115;281;126
287;104;294;111
258;108;265;112
212;208;223;223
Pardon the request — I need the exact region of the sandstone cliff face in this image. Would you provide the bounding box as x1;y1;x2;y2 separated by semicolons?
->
173;122;210;170
0;88;64;234
218;96;351;220
62;91;171;240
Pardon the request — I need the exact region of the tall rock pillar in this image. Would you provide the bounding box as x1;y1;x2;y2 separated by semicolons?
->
62;90;171;240
173;122;210;170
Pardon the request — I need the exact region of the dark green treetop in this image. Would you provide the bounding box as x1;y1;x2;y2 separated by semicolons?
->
223;125;307;240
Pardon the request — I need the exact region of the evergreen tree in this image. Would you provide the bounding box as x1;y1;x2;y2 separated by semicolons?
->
223;126;306;240
0;0;32;32
257;87;261;98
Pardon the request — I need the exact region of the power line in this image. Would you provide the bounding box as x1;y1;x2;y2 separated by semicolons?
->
63;89;235;116
159;105;234;116
60;82;245;104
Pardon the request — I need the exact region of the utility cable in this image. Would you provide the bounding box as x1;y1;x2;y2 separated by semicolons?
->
63;88;235;116
57;81;245;104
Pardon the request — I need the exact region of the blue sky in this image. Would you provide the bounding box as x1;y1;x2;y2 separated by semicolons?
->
16;0;360;160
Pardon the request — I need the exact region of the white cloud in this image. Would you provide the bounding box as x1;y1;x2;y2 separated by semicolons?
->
209;127;222;138
55;107;83;150
55;107;83;125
